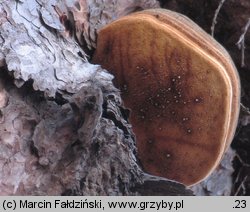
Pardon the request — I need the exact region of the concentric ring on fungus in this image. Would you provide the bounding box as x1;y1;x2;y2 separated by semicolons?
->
92;9;241;186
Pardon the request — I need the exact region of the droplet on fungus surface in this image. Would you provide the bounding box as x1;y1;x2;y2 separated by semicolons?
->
92;9;241;186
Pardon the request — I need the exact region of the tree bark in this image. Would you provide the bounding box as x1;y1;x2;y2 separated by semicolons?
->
1;0;250;196
0;0;193;195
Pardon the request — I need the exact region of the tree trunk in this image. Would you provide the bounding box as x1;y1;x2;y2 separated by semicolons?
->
0;0;249;196
0;0;193;196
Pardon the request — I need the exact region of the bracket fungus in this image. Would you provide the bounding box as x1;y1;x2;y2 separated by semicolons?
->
92;9;241;186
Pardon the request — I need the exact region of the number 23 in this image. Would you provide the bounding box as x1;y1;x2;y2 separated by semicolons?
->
234;200;246;208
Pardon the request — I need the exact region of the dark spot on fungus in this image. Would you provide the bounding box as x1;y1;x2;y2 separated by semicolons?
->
92;9;240;186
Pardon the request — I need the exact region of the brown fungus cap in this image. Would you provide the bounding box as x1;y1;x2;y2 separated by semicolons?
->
92;9;241;186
